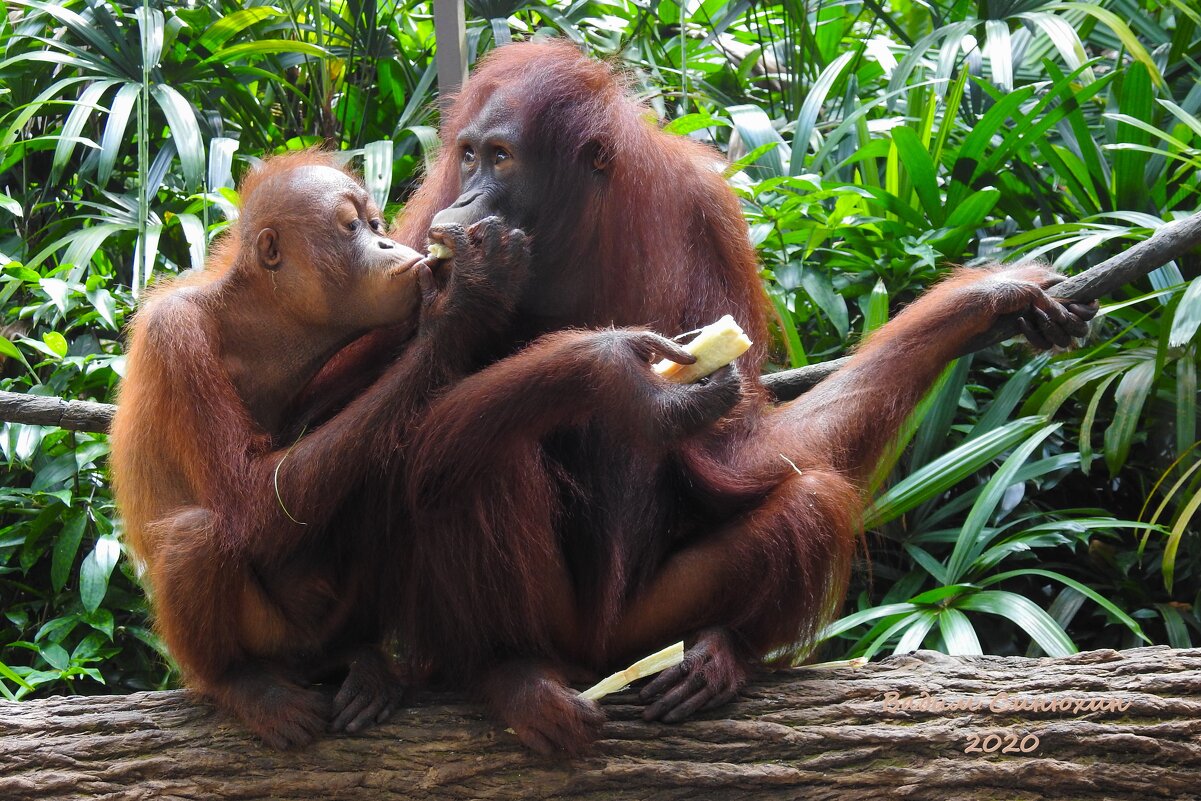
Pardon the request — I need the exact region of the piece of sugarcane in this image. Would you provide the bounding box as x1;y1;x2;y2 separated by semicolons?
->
653;314;752;384
427;242;454;260
579;641;685;701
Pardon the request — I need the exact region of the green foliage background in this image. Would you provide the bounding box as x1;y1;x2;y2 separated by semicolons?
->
0;0;1197;698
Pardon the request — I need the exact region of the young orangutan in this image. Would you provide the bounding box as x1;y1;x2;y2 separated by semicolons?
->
109;150;532;749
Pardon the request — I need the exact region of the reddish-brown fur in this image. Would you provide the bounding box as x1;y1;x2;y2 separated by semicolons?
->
368;41;1097;756
209;45;1090;755
110;151;531;748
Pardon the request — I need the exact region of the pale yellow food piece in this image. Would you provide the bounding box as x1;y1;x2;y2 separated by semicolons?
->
579;641;685;701
427;242;454;260
653;314;752;384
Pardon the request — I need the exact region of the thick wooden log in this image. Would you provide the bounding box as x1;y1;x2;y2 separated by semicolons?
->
1;646;1198;800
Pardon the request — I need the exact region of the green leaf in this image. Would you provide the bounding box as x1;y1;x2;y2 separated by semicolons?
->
800;268;849;339
1112;62;1153;209
665;112;728;136
79;537;120;613
1168;276;1201;348
198;6;281;52
938;608;982;656
50;512;86;594
97;83;140;186
727;104;789;178
891;127;942;225
151;85;205;189
39;643;70;671
1103;360;1156;475
31;452;80;492
979;568;1150;643
894;610;938;653
791;52;855;174
38;329;68;358
1047;3;1166;88
818;602;919;641
957;590;1076;657
363;140;393;211
0;193;24;217
134;6;164;72
862;279;889;334
1163;483;1201;594
867;416;1048;528
946;423;1061;583
1155;603;1191;648
204;40;328;65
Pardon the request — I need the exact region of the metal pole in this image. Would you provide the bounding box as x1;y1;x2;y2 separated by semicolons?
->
433;0;468;100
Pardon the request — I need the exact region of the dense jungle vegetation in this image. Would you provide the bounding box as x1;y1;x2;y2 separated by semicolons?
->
0;0;1198;698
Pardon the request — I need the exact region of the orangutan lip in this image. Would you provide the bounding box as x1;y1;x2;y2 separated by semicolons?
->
389;254;424;277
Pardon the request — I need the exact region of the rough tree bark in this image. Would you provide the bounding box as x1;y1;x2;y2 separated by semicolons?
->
1;646;1198;801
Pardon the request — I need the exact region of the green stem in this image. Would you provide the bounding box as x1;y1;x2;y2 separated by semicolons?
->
135;0;151;297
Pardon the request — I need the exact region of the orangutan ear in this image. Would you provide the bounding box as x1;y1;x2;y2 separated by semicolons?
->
256;228;281;271
587;140;611;173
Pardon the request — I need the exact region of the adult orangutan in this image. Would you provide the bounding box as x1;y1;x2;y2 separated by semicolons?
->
109;150;532;748
386;41;1097;755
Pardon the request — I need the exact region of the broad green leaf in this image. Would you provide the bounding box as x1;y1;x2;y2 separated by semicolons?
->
891;127;942;225
0;193;22;217
79;537;120;613
867;416;1048;528
938;608;982;655
800;268;849;339
665;112;728;136
862;279;889;334
818;602;919;640
980;567;1150;643
198;7;281;52
39;643;70;671
1168;276;1201;348
1112;62;1153;210
894;611;938;653
363;140;394;211
151;85;204;189
41;331;67;358
97;83;140;185
50;512;86;593
791;52;855;174
727;104;789;178
957;590;1076;656
1103;360;1156;474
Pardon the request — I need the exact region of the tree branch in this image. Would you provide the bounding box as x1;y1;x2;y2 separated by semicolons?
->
1;211;1198;429
1;646;1198;800
0;390;114;433
764;211;1201;401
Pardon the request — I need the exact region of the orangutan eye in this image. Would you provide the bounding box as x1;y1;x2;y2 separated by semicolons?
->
462;146;477;165
369;218;383;232
494;147;511;164
347;219;361;233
